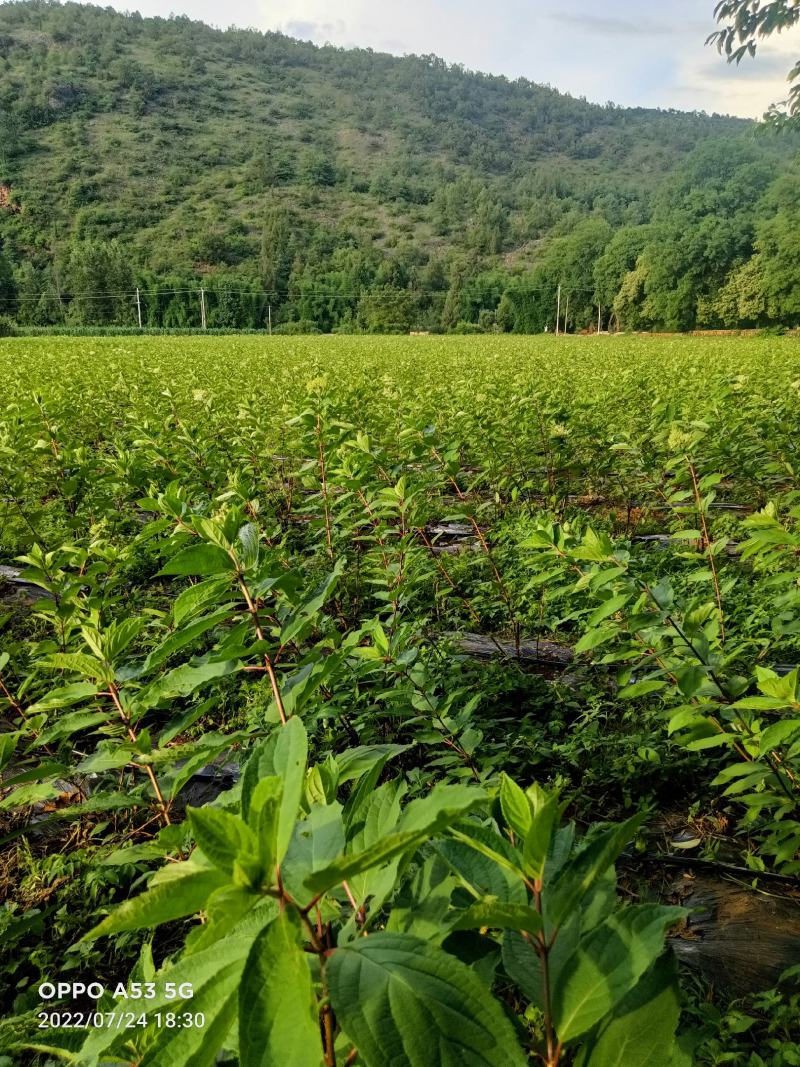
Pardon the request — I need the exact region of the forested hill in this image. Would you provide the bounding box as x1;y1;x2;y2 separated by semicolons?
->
0;0;798;333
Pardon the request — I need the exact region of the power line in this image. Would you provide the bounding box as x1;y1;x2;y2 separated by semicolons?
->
0;281;598;309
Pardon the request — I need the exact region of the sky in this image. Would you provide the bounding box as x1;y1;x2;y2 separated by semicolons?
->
83;0;800;119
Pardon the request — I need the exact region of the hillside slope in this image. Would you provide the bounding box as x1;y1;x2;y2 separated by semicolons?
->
0;0;797;332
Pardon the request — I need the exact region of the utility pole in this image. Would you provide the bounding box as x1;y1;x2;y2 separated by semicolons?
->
598;305;602;335
555;284;561;336
268;304;272;335
563;293;570;335
136;287;142;329
200;287;207;331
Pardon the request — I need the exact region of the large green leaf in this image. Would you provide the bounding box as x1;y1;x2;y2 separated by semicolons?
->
26;681;99;712
138;608;233;675
336;743;411;784
576;954;685;1067
271;716;308;860
160;543;234;576
137;658;241;709
188;806;256;873
452;899;542;937
498;774;531;839
282;802;346;904
239;911;323;1067
434;826;527;904
0;730;19;771
0;780;61;812
83;860;228;939
549;814;644;930
139;958;241;1067
173;575;235;626
553;905;685;1043
79;932;258;1066
241;717;308;862
345;779;406;905
522;790;560;882
36;710;108;745
306;784;485;895
328;932;527;1067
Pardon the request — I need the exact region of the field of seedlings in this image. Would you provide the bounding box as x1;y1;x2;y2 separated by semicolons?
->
1;334;800;1065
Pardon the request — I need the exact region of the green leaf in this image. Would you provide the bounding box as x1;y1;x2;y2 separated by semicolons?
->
241;718;308;862
756;667;798;703
348;779;406;855
452;899;542;937
237;523;261;571
0;780;60;812
239;910;323;1067
446;823;528;886
575;627;617;655
499;774;531;839
434;824;527;904
336;743;411;784
137;658;241;709
732;696;790;712
139;609;232;675
685;733;734;751
272;717;308;861
36;710;108;745
173;575;234;626
78;932;256;1065
104;617;148;663
328;932;527;1067
617;680;666;700
522;791;560;882
83;860;228;939
553;905;685;1043
46;651;112;682
577;954;684;1067
759;719;800;755
307;781;484;895
282;802;346;905
188;806;256;873
588;593;629;627
398;784;487;834
549;815;644;930
304;828;424;895
139;958;241;1067
27;682;99;712
0;731;20;771
248;776;282;876
160;543;234;576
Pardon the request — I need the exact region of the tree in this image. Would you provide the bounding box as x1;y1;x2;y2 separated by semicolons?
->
754;173;800;323
260;206;296;299
0;247;15;313
709;1;800;123
64;240;135;325
593;226;654;314
711;256;769;326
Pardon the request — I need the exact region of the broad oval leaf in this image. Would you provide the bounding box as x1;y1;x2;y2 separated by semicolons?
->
328;932;527;1067
239;911;323;1067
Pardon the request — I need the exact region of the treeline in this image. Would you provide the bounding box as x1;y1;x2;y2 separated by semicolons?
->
0;3;799;334
2;136;799;333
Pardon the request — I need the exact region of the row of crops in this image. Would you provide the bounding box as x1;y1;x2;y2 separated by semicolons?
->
1;335;799;1064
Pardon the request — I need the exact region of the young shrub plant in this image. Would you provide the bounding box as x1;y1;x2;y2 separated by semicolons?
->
6;713;687;1067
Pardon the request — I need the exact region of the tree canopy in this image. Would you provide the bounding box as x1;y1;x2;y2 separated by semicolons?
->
709;0;800;123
